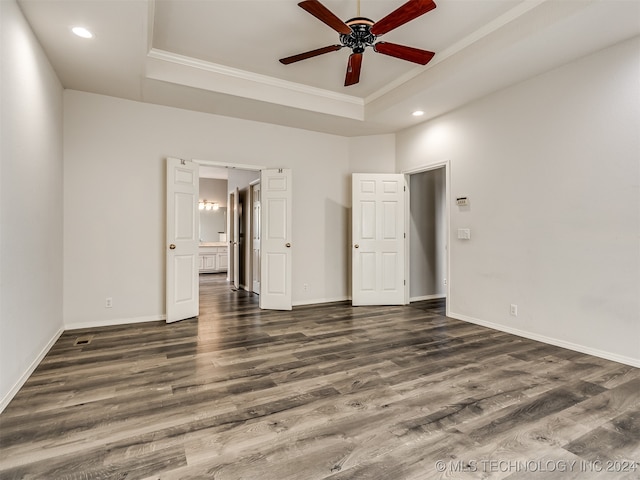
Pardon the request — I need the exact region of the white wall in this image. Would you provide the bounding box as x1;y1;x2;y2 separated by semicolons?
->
63;91;352;327
397;37;640;366
0;0;64;410
348;134;395;173
409;168;447;300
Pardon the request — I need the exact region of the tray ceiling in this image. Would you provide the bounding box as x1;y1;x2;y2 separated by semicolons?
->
17;0;640;135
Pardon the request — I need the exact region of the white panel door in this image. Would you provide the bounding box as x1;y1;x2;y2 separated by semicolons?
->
260;169;292;310
166;158;199;323
352;173;406;306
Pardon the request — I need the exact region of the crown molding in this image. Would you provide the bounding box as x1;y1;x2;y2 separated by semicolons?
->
148;48;363;106
147;48;365;120
365;0;548;104
145;0;548;121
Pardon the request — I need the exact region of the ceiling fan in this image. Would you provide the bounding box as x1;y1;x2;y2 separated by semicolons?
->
279;0;437;86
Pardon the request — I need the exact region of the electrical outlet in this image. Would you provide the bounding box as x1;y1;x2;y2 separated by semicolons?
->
510;304;518;316
106;297;113;308
443;279;447;286
303;283;308;291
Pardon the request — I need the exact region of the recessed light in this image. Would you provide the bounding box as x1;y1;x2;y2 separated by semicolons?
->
412;110;425;117
71;27;93;39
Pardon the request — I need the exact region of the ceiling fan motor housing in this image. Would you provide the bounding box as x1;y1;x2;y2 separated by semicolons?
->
341;17;377;53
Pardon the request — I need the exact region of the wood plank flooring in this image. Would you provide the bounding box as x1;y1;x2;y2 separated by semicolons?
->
1;273;639;479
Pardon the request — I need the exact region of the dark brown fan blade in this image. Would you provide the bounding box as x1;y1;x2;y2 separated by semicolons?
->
344;52;363;86
374;42;435;65
298;0;352;34
371;0;436;36
279;45;342;64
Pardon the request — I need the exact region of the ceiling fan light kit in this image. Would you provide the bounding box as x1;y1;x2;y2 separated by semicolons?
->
280;0;437;86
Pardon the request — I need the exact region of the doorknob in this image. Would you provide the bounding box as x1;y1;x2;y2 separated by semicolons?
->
285;243;291;248
354;244;359;248
169;244;176;250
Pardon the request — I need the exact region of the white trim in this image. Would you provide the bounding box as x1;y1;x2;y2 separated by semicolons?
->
293;296;350;307
0;327;64;414
65;315;166;331
147;1;547;110
148;48;364;107
146;0;155;55
193;158;266;172
404;174;410;305
410;294;447;302
364;0;548;103
449;311;640;369
146;48;364;120
402;161;450;176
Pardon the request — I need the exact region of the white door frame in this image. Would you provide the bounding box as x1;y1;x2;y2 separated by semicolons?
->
191;160;295;311
402;160;451;317
195;159;267;172
195;159;265;284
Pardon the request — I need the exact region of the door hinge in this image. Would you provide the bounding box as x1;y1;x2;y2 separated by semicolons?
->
404;280;406;285
404;233;406;238
404;186;406;191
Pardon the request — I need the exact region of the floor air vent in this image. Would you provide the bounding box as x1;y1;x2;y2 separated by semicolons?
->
74;335;94;346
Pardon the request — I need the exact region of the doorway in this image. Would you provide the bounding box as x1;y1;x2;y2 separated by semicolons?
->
228;170;260;292
237;186;250;290
406;163;449;314
199;164;261;295
167;160;291;320
251;181;261;295
349;168;448;310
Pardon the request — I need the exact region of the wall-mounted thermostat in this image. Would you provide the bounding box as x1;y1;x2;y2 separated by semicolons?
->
456;197;469;206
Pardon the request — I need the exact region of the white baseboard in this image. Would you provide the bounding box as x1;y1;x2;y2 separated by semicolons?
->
410;294;447;302
293;296;350;307
65;314;166;330
449;311;640;368
0;326;64;414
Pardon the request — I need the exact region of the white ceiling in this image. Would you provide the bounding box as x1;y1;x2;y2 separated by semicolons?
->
17;0;640;136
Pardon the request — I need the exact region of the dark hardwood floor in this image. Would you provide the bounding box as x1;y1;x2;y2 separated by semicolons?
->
1;274;639;479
